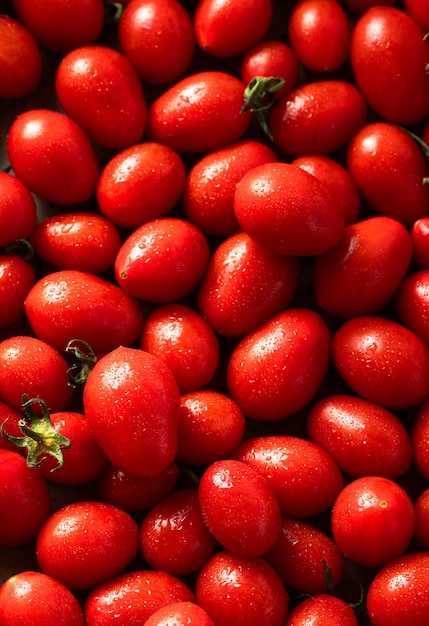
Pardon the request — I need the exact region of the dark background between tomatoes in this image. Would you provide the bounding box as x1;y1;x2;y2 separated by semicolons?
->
0;0;427;623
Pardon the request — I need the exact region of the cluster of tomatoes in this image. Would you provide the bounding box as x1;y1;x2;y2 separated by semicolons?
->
0;0;429;624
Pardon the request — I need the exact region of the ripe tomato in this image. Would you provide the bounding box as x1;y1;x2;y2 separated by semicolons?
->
288;0;351;73
118;0;194;84
143;602;214;626
366;552;429;626
307;394;413;479
415;488;429;549
96;142;186;229
0;171;37;247
36;500;139;590
234;162;344;257
350;6;429;124
412;399;429;481
285;594;359;626
346;122;429;225
115;217;210;303
146;71;251;153
403;0;429;32
226;309;331;421
269;80;367;157
331;476;415;568
231;435;344;518
55;45;147;150
312;215;413;318
0;571;85;626
198;231;300;337
24;269;144;354
194;0;272;58
0;255;35;328
412;218;429;269
0;14;41;99
240;40;299;100
7;109;99;206
0;400;27;453
196;551;289;626
332;316;429;409
83;346;180;477
396;270;429;346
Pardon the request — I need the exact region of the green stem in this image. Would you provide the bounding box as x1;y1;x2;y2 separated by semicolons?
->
65;339;97;387
241;76;285;141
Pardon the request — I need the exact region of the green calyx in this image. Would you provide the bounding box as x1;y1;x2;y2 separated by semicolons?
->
65;338;97;387
241;76;285;140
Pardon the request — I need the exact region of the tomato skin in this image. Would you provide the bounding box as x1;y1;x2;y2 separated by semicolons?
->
346;122;429;225
288;0;351;73
403;0;429;32
0;255;35;328
183;140;278;237
0;449;51;546
36;501;139;590
24;270;144;354
226;309;331;421
55;46;147;150
96;142;186;229
0;571;85;626
0;400;27;452
231;435;344;518
0;172;38;247
198;231;300;338
366;552;429;626
269;80;367;157
83;346;180;477
313;216;413;318
412;218;429;269
118;0;194;84
196;551;289;626
396;270;429;347
146;71;252;153
194;0;272;58
0;14;42;99
412;399;429;481
350;6;429;124
415;488;429;549
331;476;415;568
307;394;412;479
7;109;100;206
285;594;359;626
234;162;344;257
240;40;299;100
115;218;210;303
143;602;214;626
29;212;122;274
332;316;429;409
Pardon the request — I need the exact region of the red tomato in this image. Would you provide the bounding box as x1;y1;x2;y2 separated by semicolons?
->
194;0;272;58
198;231;300;337
0;571;85;626
0;449;51;546
29;212;122;274
412;218;429;269
96;142;186;229
288;0;351;72
331;476;415;568
7;109;100;206
118;0;194;84
55;45;147;149
85;570;195;625
0;400;27;453
269;80;367;157
176;389;245;466
0;14;42;99
231;435;344;518
350;6;429;124
146;71;252;153
140;488;217;576
412;399;429;481
183;140;278;237
265;518;345;594
240;40;299;100
234;162;344;257
196;551;289;626
346;122;429;225
307;394;412;479
366;552;429;626
24;270;144;354
404;0;429;32
12;0;105;53
115;218;210;303
0;172;38;247
396;270;429;346
285;594;359;626
36;500;139;589
415;488;429;549
140;303;219;393
0;255;35;328
226;309;331;421
313;216;413;318
198;458;281;556
83;346;180;477
143;602;214;626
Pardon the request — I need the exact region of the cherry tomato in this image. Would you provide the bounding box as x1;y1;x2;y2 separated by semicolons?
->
403;0;429;32
412;218;429;269
36;500;139;590
7;109;100;206
331;476;415;568
226;309;331;421
415;488;429;549
0;171;38;247
0;571;85;626
143;602;214;626
0;400;27;453
285;594;359;626
332;316;429;409
412;399;429;481
0;14;42;99
0;255;35;328
396;270;429;346
240;40;299;100
350;6;429;124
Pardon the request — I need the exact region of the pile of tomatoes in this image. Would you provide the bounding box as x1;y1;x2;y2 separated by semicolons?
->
0;0;429;624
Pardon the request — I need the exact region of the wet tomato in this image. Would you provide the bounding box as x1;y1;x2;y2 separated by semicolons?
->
0;172;38;247
240;40;299;99
0;255;35;329
0;14;42;99
396;270;429;347
285;594;359;626
143;601;214;626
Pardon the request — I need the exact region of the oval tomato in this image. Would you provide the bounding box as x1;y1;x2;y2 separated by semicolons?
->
240;40;299;100
396;270;429;346
0;255;35;328
415;488;429;549
143;602;214;626
412;399;429;481
412;218;429;269
0;172;37;247
285;594;359;626
403;0;429;32
0;14;42;99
